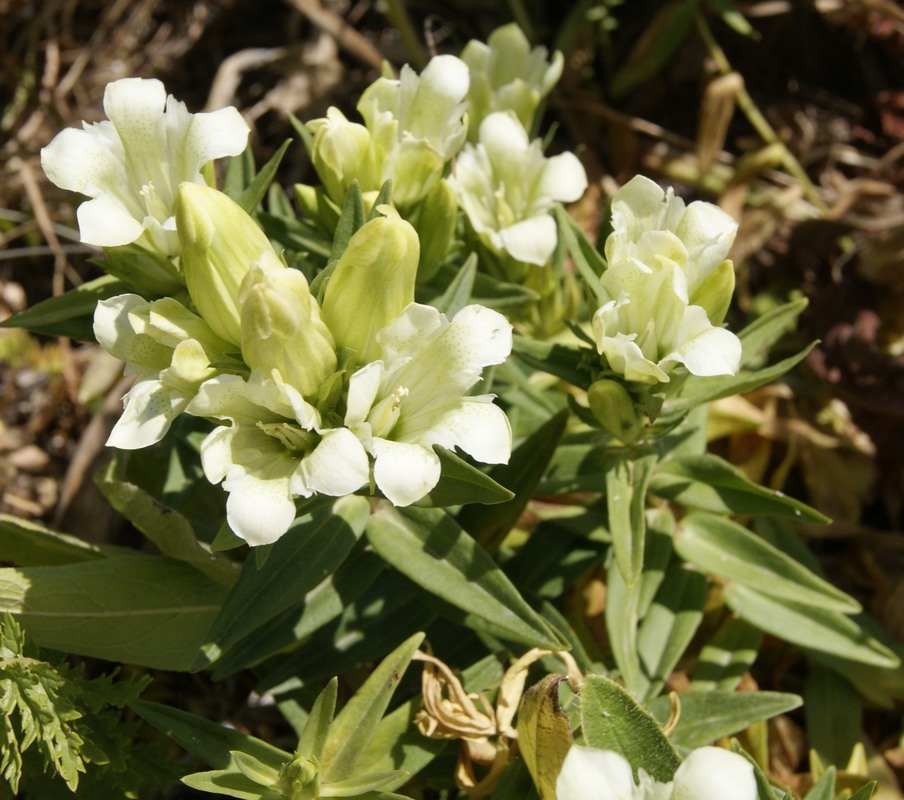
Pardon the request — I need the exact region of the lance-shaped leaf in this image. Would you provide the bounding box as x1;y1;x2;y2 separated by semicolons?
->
606;452;658;586
194;496;370;670
692;616;764;691
647;690;802;750
675;513;860;613
737;297;808;367
650;454;829;522
0;556;227;670
518;676;573;800
0;513;106;566
723;583;899;667
320;632;424;783
365;505;562;650
580;674;681;782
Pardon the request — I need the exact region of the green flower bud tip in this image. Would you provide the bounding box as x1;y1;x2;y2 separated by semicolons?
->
587;379;643;444
176;181;276;346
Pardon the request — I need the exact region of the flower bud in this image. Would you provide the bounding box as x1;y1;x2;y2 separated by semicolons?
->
320;215;419;365
587;379;643;443
176;182;276;345
240;250;337;397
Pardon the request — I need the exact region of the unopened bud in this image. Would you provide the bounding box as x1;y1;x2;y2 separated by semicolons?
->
587;379;643;443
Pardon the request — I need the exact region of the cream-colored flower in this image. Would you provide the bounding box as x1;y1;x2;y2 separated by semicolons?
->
41;78;248;256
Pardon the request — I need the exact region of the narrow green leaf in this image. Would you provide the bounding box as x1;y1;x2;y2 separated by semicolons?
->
669;343;816;411
130;699;291;770
554;204;606;302
738;298;807;367
321;632;425;783
490;757;540;800
636;565;707;700
580;674;681;782
723;584;899;667
180;768;269;799
804;667;862;770
847;781;877;800
223;145;255;198
194;496;369;670
365;180;393;221
100;243;184;296
0;556;228;670
605;557;642;695
803;766;836;800
0;513;106;566
421;446;514;508
96;472;239;586
513;335;594;389
236;139;292;213
675;513;860;613
606;452;658;586
365;506;562;650
458;410;568;554
329;181;366;263
433;252;477;317
650;454;829;522
0;274;125;339
692;616;764;691
647;691;802;750
355;699;446;791
297;678;338;763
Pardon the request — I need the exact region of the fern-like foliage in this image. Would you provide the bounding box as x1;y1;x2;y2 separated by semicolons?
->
0;612;165;796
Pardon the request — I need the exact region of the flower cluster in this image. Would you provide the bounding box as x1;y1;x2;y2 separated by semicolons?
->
556;745;757;800
591;175;742;384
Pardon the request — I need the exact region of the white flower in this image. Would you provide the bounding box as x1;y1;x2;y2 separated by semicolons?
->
345;303;512;507
94;293;232;449
555;746;757;800
41;77;248;256
452;112;587;266
606;175;737;300
187;371;369;546
592;260;741;384
461;23;563;137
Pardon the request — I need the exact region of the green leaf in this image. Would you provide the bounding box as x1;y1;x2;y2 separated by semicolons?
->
513;335;593;389
636;565;707;700
297;678;337;763
647;691;802;750
703;0;757;37
194;496;369;670
236;139;292;213
0;514;106;566
579;674;681;782
212;546;385;679
365;505;562;650
490;757;539;800
95;472;239;587
518;676;573;800
803;766;836;800
723;584;899;667
320;632;424;783
692;616;764;691
554;204;606;302
433;252;477;317
0;556;228;670
604;558;642;695
130;699;290;770
669;343;816;411
847;781;877;800
0;275;126;339
420;446;514;508
804;667;862;770
737;298;807;368
223;144;255;198
649;454;829;522
458;410;568;554
99;244;184;296
329;181;367;263
675;513;860;613
606;452;658;586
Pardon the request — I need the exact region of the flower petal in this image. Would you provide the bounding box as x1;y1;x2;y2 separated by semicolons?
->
671;747;756;800
555;747;638;800
107;379;188;449
499;215;557;266
223;467;297;547
40;125;124;196
538;151;587;204
425;397;512;464
372;438;441;506
293;427;369;498
663;305;742;377
103;77;168;144
77;193;145;247
184;105;250;172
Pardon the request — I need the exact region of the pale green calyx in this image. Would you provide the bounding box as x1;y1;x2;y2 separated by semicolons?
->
345;303;513;507
176;182;277;346
40;77;248;256
461;22;564;138
452;111;587;266
555;745;757;800
93;293;232;449
320;215;419;366
240;249;337;398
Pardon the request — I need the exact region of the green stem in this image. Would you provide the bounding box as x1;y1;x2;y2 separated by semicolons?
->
691;2;828;213
381;0;428;69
